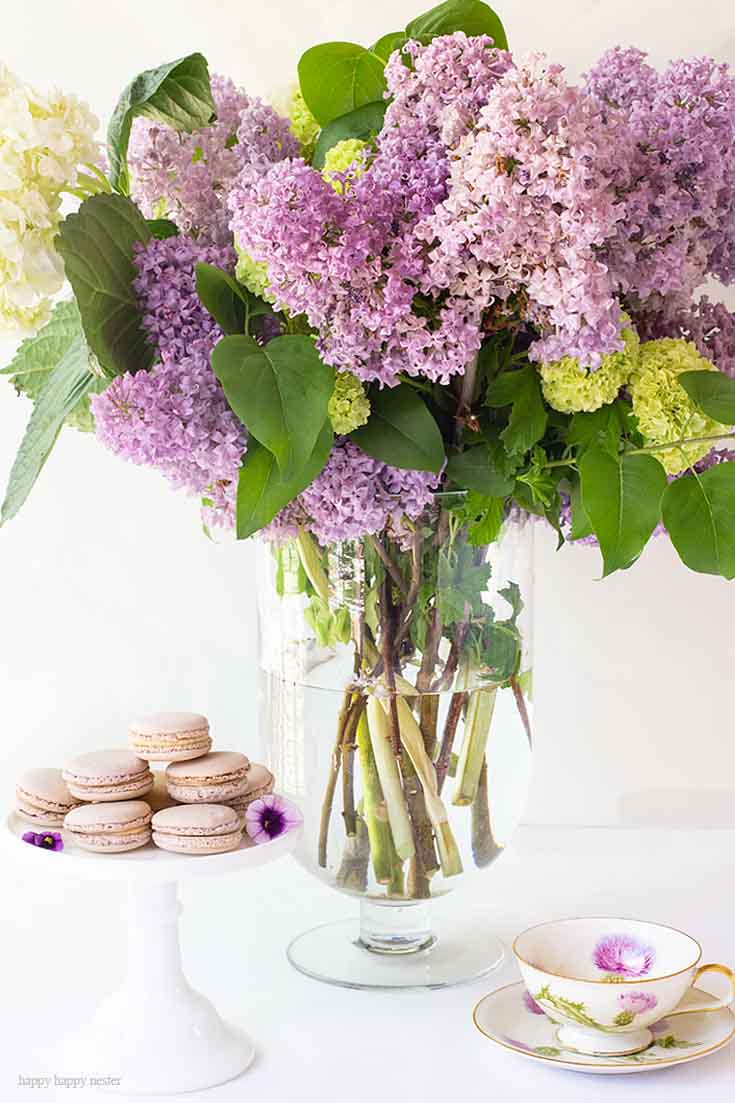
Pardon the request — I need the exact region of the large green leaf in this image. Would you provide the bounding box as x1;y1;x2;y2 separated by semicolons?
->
298;42;387;126
1;336;96;524
350;383;445;472
236;420;332;539
678;370;735;426
566;404;622;458
663;463;735;579
194;263;271;336
580;448;667;575
406;0;508;48
1;300;102;432
312;101;387;169
445;445;514;495
55;194;153;379
107;53;216;194
371;32;409;62
211;334;334;478
485;366;548;456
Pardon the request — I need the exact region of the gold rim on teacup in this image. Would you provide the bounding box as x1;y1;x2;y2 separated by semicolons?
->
512;914;703;985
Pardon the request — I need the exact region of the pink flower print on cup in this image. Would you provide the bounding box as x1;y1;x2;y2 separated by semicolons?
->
593;934;655;978
523;990;546;1015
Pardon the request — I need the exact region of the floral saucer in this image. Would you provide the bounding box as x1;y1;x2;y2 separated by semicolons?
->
473;982;735;1075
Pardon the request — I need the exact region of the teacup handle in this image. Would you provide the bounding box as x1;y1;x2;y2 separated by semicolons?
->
666;963;735;1018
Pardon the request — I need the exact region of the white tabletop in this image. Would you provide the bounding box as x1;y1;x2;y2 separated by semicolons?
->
2;824;733;1102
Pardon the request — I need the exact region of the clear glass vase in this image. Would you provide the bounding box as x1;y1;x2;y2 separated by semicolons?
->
257;496;534;989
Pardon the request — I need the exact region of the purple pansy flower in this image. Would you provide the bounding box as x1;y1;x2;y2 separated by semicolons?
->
593;934;655;977
523;990;546;1015
22;831;63;852
244;794;302;845
618;991;658;1015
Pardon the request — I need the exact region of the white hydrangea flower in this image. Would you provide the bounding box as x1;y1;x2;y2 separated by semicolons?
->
0;64;100;333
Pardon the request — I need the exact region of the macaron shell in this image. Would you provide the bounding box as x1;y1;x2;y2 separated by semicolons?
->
129;712;210;737
152;830;242;855
165;751;250;785
227;764;275;813
70;827;152;853
64;774;154;802
129;734;212;762
64;800;152;833
16;768;79;815
15;802;66;829
151;803;241;837
63;749;151;784
166;778;250;804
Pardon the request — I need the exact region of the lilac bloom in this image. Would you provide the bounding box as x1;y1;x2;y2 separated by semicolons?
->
593;934;655;977
244;794;302;845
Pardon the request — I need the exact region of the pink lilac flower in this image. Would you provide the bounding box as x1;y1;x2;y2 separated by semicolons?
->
244;794;302;844
129;74;297;244
618;991;658;1015
133;236;237;363
262;438;441;545
22;831;63;851
593;934;655;977
523;990;546;1015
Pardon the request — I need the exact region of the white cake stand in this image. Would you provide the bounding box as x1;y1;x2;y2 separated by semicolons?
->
3;806;301;1095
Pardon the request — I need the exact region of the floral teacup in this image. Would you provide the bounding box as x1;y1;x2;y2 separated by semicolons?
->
513;916;735;1056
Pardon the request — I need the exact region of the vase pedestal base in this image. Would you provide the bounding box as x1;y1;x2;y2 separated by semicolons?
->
287;903;504;990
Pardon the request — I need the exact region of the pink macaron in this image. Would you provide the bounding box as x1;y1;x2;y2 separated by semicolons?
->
151;804;242;855
128;711;211;762
226;763;275;817
64;800;153;853
16;768;81;827
165;751;250;804
63;750;154;803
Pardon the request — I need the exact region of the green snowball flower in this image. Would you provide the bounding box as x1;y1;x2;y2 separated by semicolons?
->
322;139;368;194
287;89;320;156
630;338;726;475
539;320;640;414
235;245;272;301
328;372;371;434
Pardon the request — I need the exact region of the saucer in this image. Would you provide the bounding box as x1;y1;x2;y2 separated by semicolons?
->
473;982;735;1075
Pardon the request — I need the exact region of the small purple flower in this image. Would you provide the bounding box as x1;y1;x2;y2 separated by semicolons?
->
500;1035;535;1053
593;934;655;978
523;990;546;1015
22;831;63;852
244;794;302;845
618;991;658;1015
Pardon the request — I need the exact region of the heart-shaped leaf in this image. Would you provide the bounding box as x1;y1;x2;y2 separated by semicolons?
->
350;383;445;472
211;334;334;478
580;449;667;575
312;101;387;169
406;0;508;48
371;32;409;62
663;463;735;579
445;445;514;495
107;53;216;194
678;370;735;426
298;42;387;126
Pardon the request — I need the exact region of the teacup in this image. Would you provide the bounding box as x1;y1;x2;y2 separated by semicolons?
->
513;916;735;1056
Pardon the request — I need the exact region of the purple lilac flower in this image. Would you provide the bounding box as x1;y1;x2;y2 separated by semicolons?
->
22;831;63;851
593;934;656;978
262;438;441;545
523;990;546;1015
133;236;237;363
244;794;302;844
129;74;297;244
618;991;658;1015
635;296;735;381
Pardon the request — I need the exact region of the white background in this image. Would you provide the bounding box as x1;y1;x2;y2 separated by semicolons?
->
2;0;734;826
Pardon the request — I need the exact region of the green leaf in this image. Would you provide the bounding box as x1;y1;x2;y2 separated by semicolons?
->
486;366;548;456
467;497;505;546
580;449;667;575
445;445;514;495
569;476;593;540
499;581;523;624
371;32;408;62
107;53;216;194
662;463;735;579
312;101;387;169
1;301;102;433
679;370;735;426
481;621;521;683
55;194;153;379
406;0;508;49
567;405;622;458
211;334;334;478
146;218;179;239
437;542;492;624
236;420;333;539
349;383;445;472
195;264;246;335
1;336;95;524
298;42;387;126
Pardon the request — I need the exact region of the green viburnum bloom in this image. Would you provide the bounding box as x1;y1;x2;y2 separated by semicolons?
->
235;245;272;301
322;139;368;194
539;317;640;414
630;338;726;475
287;88;320;156
328;371;370;434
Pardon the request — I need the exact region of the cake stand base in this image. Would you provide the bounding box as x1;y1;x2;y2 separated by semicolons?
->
54;881;254;1095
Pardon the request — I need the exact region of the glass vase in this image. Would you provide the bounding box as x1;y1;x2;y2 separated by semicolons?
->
257;496;534;989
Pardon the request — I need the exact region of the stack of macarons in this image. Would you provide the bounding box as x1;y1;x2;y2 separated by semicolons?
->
15;710;276;858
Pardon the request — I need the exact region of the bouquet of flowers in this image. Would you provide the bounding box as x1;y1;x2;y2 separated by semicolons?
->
3;0;735;904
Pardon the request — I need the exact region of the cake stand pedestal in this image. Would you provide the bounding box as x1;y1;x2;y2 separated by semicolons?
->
4;807;301;1095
